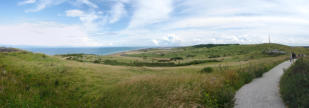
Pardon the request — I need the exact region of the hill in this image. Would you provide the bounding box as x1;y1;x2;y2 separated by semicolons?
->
0;47;21;52
1;43;309;107
58;43;307;67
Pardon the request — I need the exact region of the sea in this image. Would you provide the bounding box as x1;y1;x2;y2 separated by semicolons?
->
21;47;146;55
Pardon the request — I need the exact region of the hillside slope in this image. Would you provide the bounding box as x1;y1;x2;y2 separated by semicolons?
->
0;44;308;107
58;43;307;67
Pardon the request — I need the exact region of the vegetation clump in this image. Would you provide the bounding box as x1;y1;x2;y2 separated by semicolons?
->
103;59;220;67
186;54;195;57
201;67;213;73
208;55;221;58
280;57;309;108
170;57;184;61
193;44;239;48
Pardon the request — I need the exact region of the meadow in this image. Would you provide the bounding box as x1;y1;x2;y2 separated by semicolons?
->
0;44;308;108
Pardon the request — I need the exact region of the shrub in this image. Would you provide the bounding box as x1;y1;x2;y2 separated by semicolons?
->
93;59;101;63
201;67;213;73
59;53;86;57
186;54;196;57
280;57;309;108
170;57;183;61
103;60;127;65
193;44;239;48
208;55;220;58
177;60;220;66
102;59;220;67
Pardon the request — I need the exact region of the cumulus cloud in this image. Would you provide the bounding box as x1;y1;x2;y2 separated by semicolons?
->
0;22;102;47
109;2;127;23
14;0;309;46
65;9;100;32
128;0;173;28
152;34;182;46
164;16;309;31
66;9;84;17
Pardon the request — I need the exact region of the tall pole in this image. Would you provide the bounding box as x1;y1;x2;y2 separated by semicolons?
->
268;33;271;50
268;33;271;44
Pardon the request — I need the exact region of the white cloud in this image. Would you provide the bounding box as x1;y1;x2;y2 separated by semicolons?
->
25;0;51;12
0;22;102;47
22;0;97;12
18;0;36;5
76;0;98;8
66;9;85;17
151;34;183;46
15;0;309;46
152;39;159;46
109;2;126;23
24;0;68;12
66;9;100;32
165;16;309;30
128;0;173;28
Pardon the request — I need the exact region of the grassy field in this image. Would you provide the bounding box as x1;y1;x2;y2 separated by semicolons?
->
57;44;307;66
280;56;309;108
0;44;308;107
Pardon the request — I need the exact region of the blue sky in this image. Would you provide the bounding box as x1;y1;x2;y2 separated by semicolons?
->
1;0;309;47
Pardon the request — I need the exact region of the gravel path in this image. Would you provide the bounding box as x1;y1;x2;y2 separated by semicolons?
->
234;61;293;108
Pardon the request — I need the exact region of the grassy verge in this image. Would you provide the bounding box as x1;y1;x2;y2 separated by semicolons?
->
280;57;309;108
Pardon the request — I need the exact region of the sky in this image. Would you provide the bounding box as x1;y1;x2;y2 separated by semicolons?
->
0;0;309;47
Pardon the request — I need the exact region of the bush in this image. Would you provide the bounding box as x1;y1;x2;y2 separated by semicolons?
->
208;55;220;58
170;57;183;61
186;54;196;57
93;59;101;63
201;67;213;73
177;60;220;66
103;60;128;65
280;57;309;108
193;44;239;48
102;59;221;67
59;53;86;57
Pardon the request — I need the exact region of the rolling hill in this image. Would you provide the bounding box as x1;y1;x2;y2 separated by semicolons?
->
1;43;308;108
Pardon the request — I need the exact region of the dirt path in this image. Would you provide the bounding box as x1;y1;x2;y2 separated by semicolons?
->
234;61;293;108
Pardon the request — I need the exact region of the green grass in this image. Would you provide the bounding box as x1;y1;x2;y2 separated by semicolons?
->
126;43;306;59
0;44;308;107
58;43;308;67
280;57;309;108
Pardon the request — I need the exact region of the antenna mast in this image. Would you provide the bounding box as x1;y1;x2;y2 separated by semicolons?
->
268;33;271;44
268;33;271;51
